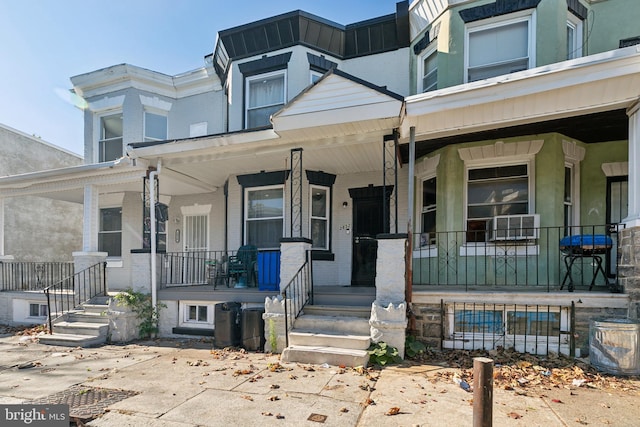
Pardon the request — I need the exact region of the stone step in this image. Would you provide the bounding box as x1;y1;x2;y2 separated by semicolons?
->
82;303;110;315
288;330;370;350
38;332;107;348
281;345;369;367
65;311;109;324
293;314;370;336
53;321;108;337
302;304;371;318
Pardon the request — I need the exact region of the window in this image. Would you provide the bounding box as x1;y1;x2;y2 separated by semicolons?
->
465;13;534;82
310;70;323;84
29;303;48;318
144;111;167;142
186;304;209;323
245;186;284;249
566;13;583;60
420;177;437;246
99;207;122;257
310;186;329;250
245;70;286;128
564;165;573;233
466;164;529;242
99;114;123;162
419;48;438;93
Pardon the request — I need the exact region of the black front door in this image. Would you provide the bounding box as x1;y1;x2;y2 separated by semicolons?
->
349;186;391;286
606;176;628;277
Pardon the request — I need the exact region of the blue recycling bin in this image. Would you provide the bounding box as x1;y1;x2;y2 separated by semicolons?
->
257;250;281;291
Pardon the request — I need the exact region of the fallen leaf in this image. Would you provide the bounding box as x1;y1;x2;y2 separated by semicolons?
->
508;412;522;419
275;414;285;419
268;395;280;401
241;395;253;401
552;399;563;404
339;407;349;413
385;407;401;416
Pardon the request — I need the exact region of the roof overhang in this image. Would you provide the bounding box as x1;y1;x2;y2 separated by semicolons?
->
400;46;640;143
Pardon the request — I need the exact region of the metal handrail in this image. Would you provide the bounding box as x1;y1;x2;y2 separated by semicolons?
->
281;250;313;347
44;262;107;334
0;261;74;291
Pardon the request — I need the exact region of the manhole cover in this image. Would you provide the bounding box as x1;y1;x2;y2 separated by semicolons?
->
27;385;138;420
308;413;328;423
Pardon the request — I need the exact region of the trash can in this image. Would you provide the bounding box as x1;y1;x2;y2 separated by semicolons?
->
241;307;265;351
214;302;241;347
258;250;281;291
590;317;640;375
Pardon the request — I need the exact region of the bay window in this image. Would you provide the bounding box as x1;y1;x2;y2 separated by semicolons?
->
245;70;286;129
419;48;438;93
99;114;123;162
465;12;535;82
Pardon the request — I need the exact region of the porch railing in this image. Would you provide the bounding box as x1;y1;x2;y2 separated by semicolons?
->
160;249;281;289
413;224;623;291
0;261;74;291
441;300;576;356
44;262;107;334
282;250;313;347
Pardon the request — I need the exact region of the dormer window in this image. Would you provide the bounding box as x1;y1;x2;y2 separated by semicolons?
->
245;70;286;129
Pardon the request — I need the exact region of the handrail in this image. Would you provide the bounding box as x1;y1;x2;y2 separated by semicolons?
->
44;262;107;334
280;250;313;347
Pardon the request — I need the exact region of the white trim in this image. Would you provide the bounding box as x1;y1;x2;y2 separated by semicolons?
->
189;122;208;138
139;95;173;112
566;12;584;60
178;301;215;328
602;162;629;177
87;95;125;113
464;10;536;83
563;140;584;227
180;204;212;216
458;140;543;165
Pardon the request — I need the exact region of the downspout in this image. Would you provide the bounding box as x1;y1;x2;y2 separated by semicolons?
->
149;161;161;315
407;126;415;332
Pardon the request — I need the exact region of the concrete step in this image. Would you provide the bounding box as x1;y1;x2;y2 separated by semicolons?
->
281;345;369;367
293;314;370;336
52;321;108;337
82;303;110;315
65;311;109;324
38;332;107;348
288;330;370;350
302;304;371;318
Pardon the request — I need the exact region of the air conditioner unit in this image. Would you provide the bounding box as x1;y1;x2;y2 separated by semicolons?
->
489;214;540;241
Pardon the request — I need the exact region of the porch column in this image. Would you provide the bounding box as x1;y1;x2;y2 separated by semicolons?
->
279;237;312;286
621;101;640;318
82;184;100;252
370;234;408;358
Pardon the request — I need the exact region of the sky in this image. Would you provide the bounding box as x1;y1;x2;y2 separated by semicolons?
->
0;1;397;155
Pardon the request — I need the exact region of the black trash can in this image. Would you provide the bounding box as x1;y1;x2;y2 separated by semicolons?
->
241;307;265;351
214;302;241;347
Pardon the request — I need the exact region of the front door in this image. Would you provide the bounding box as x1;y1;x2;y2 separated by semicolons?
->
606;176;628;277
349;186;391;286
183;214;209;284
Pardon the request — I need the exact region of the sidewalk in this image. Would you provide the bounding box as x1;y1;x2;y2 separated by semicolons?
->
0;332;638;426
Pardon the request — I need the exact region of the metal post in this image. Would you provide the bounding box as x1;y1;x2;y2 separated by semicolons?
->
473;357;494;427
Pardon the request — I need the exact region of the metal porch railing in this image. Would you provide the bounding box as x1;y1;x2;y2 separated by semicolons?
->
44;262;107;334
441;300;576;356
413;224;623;291
281;250;313;347
0;261;74;291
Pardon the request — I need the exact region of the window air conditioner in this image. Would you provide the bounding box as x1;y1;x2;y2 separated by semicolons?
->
489;214;540;241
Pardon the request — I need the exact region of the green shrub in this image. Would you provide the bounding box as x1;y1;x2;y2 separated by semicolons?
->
114;289;166;339
405;335;427;359
368;342;401;366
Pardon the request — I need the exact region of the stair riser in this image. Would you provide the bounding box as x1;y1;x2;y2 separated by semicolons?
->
288;333;369;350
65;314;109;324
293;317;370;335
53;324;108;337
302;307;370;318
38;335;106;347
81;305;110;315
281;348;369;367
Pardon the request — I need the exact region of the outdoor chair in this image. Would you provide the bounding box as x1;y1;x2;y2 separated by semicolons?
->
227;245;258;288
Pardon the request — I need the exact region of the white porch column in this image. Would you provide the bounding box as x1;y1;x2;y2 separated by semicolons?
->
279;237;312;286
82;184;100;252
624;101;640;227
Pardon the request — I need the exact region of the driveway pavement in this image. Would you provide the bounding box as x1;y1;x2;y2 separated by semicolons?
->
0;332;639;426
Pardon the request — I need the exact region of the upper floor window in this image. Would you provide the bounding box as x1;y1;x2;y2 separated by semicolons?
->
465;12;535;82
99;207;122;257
144;111;167;142
310;185;330;250
566;13;583;60
245;70;286;129
310;70;323;84
99;114;122;162
245;185;284;249
419;48;438;93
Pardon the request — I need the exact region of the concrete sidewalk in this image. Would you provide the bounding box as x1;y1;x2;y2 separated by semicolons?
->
0;333;638;426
